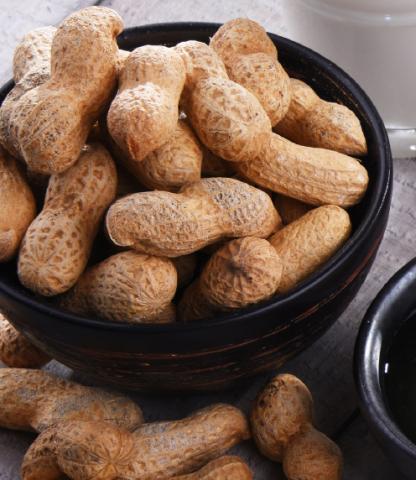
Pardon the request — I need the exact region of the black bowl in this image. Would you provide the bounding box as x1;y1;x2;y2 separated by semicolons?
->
355;259;416;479
0;22;392;391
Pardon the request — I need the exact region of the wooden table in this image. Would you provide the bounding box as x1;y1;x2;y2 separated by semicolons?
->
0;1;412;478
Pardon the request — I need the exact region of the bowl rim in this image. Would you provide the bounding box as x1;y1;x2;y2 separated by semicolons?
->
354;258;416;460
0;21;392;333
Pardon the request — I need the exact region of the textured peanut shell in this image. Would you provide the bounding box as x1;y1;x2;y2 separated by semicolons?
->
22;404;250;480
251;373;314;462
0;147;36;262
129;120;202;191
283;424;343;480
209;18;277;71
0;26;56;158
179;237;282;322
275;78;367;156
274;194;312;225
269;205;352;293
175;456;253;480
18;142;117;296
108;45;186;164
0;313;50;368
5;7;123;174
236;133;369;207
60;251;177;324
106;177;280;257
210;19;290;126
173;253;199;289
0;368;143;433
186;76;271;163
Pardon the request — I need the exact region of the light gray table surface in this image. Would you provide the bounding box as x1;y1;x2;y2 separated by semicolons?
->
0;1;412;479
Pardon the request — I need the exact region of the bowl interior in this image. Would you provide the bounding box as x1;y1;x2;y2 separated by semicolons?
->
0;22;391;333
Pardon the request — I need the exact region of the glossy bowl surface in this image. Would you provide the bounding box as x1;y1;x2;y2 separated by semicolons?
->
355;259;416;480
0;22;392;391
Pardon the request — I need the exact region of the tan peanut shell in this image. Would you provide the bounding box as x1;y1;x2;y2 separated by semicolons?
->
274;194;312;225
269;205;351;293
179;237;282;322
18;142;117;296
236;133;369;207
172;253;199;289
4;7;123;174
175;456;253;480
60;251;177;324
283;424;343;480
0;26;56;158
275;78;367;156
251;373;314;461
108;45;186;164
176;41;272;163
106;177;280;257
22;404;250;480
0;147;36;262
0;313;50;368
128;120;202;191
0;368;143;433
210;18;291;126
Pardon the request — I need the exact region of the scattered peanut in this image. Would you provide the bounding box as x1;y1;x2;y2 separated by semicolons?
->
176;41;271;162
22;403;250;480
179;237;282;321
275;78;367;156
251;373;342;480
274;194;313;225
236;132;369;207
0;314;50;368
0;147;36;262
175;456;253;480
270;205;351;293
18;142;117;296
210;18;291;126
106;177;280;257
0;368;143;433
108;45;186;164
60;251;177;324
0;26;56;158
1;7;123;174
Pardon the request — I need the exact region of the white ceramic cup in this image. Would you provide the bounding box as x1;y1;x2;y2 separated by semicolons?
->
281;0;416;157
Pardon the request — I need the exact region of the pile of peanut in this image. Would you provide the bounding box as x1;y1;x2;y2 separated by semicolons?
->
0;367;342;480
0;7;369;330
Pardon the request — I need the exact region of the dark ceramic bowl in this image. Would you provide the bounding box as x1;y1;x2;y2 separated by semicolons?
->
355;259;416;480
0;23;392;391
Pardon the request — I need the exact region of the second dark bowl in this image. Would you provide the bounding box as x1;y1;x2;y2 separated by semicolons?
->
0;23;392;391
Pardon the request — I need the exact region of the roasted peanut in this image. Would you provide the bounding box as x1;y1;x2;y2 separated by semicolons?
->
18;142;117;296
211;18;291;126
108;45;186;164
60;251;177;324
22;404;250;480
106;177;280;257
251;374;342;480
179;237;282;321
274;194;312;225
0;147;36;262
175;456;253;480
0;368;143;433
175;41;271;163
236;133;369;207
127;120;202;191
269;205;351;293
0;26;56;158
275;78;367;156
1;7;123;174
0;313;50;368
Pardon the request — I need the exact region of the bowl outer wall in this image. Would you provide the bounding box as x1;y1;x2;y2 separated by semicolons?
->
0;23;392;390
354;259;416;479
